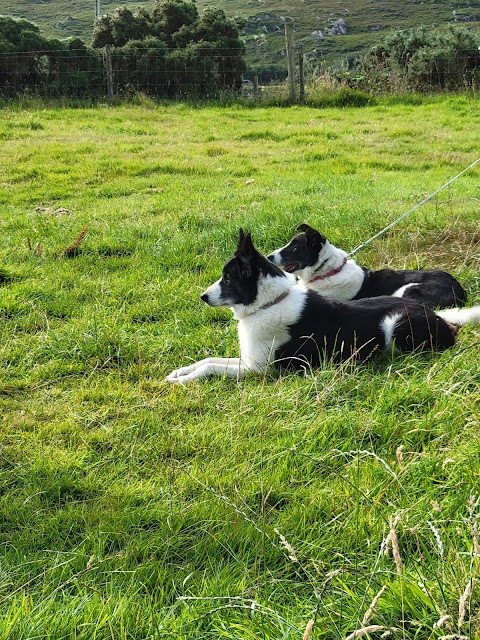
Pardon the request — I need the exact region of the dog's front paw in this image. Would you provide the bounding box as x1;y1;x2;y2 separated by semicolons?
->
166;368;188;383
166;362;213;384
166;363;201;383
166;359;214;383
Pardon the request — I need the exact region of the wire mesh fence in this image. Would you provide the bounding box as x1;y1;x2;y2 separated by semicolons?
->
340;50;480;93
0;49;105;98
110;47;245;98
0;47;246;100
0;46;479;100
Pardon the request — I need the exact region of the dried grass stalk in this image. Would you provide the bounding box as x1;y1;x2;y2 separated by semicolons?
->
389;515;402;575
458;577;473;629
396;445;403;466
362;585;386;626
303;618;315;640
344;624;386;640
467;495;480;556
26;237;43;256
62;225;88;257
433;615;452;629
274;527;298;563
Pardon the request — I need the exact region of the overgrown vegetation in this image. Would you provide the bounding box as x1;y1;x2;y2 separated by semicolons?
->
342;25;480;93
3;0;479;73
92;0;245;95
1;4;480;98
0;0;245;98
0;96;479;638
0;16;103;97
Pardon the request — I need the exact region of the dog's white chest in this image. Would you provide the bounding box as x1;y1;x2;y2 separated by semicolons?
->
237;288;306;370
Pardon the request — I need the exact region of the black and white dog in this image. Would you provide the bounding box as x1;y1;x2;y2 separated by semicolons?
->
166;230;479;383
268;223;467;308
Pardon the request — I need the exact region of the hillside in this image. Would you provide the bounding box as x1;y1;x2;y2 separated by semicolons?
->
0;0;479;75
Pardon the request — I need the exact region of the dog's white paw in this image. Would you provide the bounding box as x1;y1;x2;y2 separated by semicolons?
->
167;362;215;383
166;369;187;383
166;363;202;383
166;374;188;384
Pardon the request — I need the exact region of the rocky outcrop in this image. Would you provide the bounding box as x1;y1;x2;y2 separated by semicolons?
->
243;13;284;36
327;18;346;35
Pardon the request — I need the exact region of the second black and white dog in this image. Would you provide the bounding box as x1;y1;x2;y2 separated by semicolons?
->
268;223;467;308
166;230;479;383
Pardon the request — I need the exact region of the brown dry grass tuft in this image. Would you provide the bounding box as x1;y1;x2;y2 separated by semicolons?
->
62;225;89;257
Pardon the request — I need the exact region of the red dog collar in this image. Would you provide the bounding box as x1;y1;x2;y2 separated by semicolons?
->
309;259;347;284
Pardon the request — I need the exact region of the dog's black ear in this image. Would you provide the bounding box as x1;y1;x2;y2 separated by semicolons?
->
242;232;256;255
236;228;248;254
298;223;326;248
297;223;317;236
297;222;315;233
236;229;255;254
236;231;258;276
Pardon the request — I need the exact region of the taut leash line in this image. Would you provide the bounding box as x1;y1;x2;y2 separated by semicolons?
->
348;157;480;258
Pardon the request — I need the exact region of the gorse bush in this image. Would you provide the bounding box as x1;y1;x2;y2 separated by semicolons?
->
344;25;480;92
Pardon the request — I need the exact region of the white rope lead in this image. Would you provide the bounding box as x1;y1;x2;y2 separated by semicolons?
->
347;156;480;257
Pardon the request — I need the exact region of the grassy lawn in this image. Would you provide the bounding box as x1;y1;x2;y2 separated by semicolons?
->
0;95;479;639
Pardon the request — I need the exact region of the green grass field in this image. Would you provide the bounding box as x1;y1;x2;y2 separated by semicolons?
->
0;95;479;639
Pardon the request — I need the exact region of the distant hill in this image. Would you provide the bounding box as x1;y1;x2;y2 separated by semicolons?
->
1;0;479;77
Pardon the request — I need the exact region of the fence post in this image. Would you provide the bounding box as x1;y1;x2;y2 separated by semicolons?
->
253;75;259;99
284;19;296;104
105;44;114;101
299;44;305;103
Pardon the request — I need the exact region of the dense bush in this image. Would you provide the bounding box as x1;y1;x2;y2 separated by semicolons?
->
0;1;245;99
0;17;103;97
92;0;245;97
0;16;55;54
349;25;480;92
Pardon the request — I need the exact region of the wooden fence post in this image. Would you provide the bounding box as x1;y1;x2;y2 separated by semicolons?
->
284;19;296;104
253;75;259;99
299;44;305;103
105;44;114;101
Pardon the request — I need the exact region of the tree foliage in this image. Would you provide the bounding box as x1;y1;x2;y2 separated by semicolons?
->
0;16;103;97
0;2;245;99
92;0;245;96
151;0;198;46
92;7;154;49
0;16;59;53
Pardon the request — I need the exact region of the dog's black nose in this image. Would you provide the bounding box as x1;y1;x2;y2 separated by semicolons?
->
200;293;209;303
